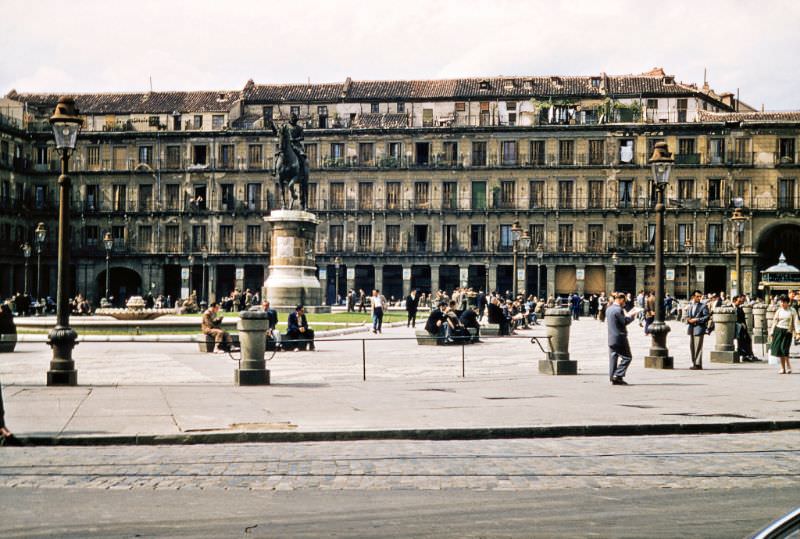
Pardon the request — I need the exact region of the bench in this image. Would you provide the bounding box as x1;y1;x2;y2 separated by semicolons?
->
0;333;17;353
481;322;502;336
198;334;239;352
279;332;315;351
416;327;479;346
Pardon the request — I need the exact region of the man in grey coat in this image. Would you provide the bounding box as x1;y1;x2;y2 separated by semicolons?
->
607;292;638;385
686;290;710;370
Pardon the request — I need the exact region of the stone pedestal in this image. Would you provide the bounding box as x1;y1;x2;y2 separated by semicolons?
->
709;305;738;363
752;302;767;345
644;320;673;369
539;308;576;375
265;210;323;309
235;311;270;385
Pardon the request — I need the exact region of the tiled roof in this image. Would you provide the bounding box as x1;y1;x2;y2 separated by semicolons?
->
246;70;714;102
244;83;344;102
5;90;240;113
5;70;733;114
351;113;409;129
697;110;800;123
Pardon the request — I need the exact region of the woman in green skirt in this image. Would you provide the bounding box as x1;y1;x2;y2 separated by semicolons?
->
769;295;799;374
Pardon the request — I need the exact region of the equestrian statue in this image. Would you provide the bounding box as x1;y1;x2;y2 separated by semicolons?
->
269;113;309;210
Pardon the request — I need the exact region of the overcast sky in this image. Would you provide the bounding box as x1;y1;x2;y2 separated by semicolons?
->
2;0;798;110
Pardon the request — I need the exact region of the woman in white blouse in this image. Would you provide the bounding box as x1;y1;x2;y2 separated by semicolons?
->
769;295;799;374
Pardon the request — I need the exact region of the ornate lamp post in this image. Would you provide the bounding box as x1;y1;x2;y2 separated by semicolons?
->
536;243;544;298
334;255;342;306
103;231;113;301
21;243;31;296
519;230;531;296
47;97;83;386
730;202;749;296
645;141;674;370
187;254;195;299
35;222;46;299
201;245;209;304
685;238;693;300
511;220;523;298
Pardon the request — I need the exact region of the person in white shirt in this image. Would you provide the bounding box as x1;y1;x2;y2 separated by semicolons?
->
371;289;386;334
769;295;800;374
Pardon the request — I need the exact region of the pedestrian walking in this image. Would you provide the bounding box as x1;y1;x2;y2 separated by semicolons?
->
358;289;367;313
405;289;419;327
769;295;799;374
606;292;639;385
371;289;385;333
686;290;710;370
733;295;758;362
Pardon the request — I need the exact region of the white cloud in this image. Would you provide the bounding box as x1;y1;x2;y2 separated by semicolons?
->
1;0;798;109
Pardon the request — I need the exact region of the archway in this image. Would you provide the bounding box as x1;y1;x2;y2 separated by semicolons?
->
756;222;800;274
96;267;142;306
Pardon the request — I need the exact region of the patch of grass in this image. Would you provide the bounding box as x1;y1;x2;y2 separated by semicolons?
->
178;311;407;324
18;323;359;336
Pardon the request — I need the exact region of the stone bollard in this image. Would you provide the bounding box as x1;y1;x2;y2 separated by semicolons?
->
765;303;777;348
235;311;270;385
742;303;754;337
539;307;576;375
752;303;767;345
709;305;738;363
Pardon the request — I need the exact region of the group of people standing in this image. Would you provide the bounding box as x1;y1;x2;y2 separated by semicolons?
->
607;288;800;385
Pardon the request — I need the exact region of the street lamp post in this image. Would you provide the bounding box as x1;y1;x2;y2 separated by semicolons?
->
35;222;46;300
730;202;749;297
685;239;693;300
103;231;113;301
511;221;523;298
21;243;31;296
334;256;342;306
645;142;674;370
47;96;83;386
201;246;208;305
187;254;195;301
519;230;531;297
536;243;544;298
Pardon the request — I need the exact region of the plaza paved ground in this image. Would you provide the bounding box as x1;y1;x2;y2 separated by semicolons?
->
2;318;799;537
1;317;797;441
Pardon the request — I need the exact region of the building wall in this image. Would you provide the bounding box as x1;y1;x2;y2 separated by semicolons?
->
2;85;799;304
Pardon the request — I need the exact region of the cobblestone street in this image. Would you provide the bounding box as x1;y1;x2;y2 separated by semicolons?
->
2;431;799;491
1;432;799;538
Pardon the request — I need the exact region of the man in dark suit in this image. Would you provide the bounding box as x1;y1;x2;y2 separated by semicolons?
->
251;299;279;350
424;301;447;342
459;306;481;342
405;289;419;327
686;290;710;369
287;304;315;351
476;290;487;321
733;295;757;361
486;297;510;336
606;292;637;385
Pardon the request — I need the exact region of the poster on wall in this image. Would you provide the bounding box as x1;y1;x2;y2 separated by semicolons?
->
402;268;411;281
666;269;675;281
696;270;705;283
346;268;355;280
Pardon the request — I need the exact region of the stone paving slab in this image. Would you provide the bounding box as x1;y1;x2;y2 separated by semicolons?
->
1;318;798;443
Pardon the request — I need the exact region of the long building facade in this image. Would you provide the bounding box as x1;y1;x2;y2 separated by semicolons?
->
1;68;799;305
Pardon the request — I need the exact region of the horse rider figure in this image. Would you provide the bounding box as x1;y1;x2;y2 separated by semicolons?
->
269;112;309;210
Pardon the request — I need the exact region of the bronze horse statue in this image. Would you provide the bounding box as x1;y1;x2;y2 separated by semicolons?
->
274;122;309;210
